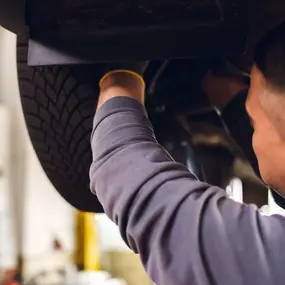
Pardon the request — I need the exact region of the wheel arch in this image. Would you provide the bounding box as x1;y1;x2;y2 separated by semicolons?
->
0;0;25;34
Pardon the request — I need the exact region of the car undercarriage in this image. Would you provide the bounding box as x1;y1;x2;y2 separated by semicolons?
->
1;0;284;212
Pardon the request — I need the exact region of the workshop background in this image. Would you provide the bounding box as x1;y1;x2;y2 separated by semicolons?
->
0;26;284;285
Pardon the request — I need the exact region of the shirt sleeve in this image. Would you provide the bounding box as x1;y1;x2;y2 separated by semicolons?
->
90;96;285;285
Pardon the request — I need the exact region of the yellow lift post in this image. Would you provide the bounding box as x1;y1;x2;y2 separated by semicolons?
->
74;211;101;271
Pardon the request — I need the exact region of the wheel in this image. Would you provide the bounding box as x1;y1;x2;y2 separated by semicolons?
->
17;36;104;212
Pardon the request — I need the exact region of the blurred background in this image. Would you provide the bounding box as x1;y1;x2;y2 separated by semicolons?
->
0;26;284;285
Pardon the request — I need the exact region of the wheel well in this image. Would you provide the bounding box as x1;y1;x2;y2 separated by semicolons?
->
0;0;25;34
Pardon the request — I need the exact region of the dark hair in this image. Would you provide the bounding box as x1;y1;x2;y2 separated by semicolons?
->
254;22;285;90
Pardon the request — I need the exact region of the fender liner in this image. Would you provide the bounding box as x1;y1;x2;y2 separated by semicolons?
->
0;0;25;34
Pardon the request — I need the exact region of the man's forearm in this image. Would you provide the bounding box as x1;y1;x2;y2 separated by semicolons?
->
97;71;145;109
90;83;285;285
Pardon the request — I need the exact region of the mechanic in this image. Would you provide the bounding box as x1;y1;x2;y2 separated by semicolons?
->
90;22;285;285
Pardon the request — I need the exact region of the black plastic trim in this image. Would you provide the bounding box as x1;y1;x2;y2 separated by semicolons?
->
0;0;26;34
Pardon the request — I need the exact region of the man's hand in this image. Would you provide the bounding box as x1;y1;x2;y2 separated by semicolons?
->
97;62;148;109
202;71;248;110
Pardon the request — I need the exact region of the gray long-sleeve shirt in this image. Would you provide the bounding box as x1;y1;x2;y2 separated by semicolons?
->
90;97;285;285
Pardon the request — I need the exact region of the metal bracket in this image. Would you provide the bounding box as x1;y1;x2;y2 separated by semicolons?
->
28;39;93;66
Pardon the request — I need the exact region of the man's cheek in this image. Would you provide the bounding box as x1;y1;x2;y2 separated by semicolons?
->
252;130;270;171
252;131;262;159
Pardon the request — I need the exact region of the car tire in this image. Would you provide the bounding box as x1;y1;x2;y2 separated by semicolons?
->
17;35;104;212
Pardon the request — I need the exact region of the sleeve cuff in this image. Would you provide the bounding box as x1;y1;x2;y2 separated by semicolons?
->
92;97;148;137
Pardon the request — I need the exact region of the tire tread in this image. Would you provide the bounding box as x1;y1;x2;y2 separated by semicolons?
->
17;35;103;212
